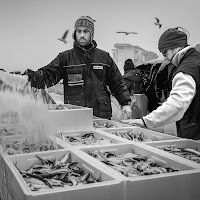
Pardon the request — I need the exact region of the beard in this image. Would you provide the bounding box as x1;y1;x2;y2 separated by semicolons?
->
77;36;91;46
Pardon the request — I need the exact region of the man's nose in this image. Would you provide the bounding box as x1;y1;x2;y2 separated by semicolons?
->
80;31;84;37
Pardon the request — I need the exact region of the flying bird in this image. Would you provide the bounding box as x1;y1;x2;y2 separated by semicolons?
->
58;29;69;44
116;31;138;35
154;18;162;28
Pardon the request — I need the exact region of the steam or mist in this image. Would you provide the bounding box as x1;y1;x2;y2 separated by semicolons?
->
0;85;57;144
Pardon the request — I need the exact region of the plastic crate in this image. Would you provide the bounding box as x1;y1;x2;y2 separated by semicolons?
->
2;149;124;200
145;139;200;167
48;104;93;132
0;124;26;138
100;126;180;143
56;129;125;149
0;134;62;156
93;119;132;129
0;116;19;125
78;143;200;200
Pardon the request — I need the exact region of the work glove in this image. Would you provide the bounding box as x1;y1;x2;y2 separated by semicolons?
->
121;105;132;119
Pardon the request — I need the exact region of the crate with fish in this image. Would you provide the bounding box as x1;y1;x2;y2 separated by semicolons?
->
48;104;93;132
0;116;19;125
79;143;200;200
93;119;132;129
0;110;19;126
100;126;180;143
56;129;126;149
48;103;89;110
144;139;200;167
0;149;8;200
0;133;62;156
3;149;124;200
0;124;28;145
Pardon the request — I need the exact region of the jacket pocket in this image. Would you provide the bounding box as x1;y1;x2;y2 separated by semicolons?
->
65;65;85;95
178;115;200;139
68;74;84;86
97;91;112;119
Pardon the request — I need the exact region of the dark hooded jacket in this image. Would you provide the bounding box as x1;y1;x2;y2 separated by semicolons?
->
28;40;130;119
123;70;143;95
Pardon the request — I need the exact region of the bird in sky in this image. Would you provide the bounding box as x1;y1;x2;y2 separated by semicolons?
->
154;17;162;28
58;29;69;44
116;31;138;35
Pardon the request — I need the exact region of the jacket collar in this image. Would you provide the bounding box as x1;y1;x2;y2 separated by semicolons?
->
171;46;194;67
74;40;97;55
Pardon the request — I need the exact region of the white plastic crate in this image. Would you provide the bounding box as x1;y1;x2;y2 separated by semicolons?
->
56;129;125;149
0;116;19;125
48;104;93;132
2;149;124;200
78;143;200;200
0;134;63;156
93;119;132;129
100;126;180;143
145;139;200;167
0;124;26;138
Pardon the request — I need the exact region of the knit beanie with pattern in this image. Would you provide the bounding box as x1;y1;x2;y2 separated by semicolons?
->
158;27;188;52
72;16;95;42
124;59;135;72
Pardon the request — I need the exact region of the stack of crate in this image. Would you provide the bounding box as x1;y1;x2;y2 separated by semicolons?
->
1;107;200;200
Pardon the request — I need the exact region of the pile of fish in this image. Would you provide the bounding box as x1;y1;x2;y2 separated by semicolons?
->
0;123;27;137
15;153;101;191
0;116;19;124
61;132;113;146
4;138;57;155
111;131;156;142
0;125;25;137
159;146;200;163
88;150;178;177
93;121;117;128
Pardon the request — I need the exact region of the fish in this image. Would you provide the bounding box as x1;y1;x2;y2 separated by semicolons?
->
59;153;70;164
184;148;200;156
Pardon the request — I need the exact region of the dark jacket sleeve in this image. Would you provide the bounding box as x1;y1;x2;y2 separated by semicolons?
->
105;54;131;106
28;54;64;89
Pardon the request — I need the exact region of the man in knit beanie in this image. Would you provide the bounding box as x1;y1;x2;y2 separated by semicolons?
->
0;16;132;120
123;27;200;140
72;16;95;44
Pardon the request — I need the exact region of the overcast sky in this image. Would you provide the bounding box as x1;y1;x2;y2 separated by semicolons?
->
1;0;200;72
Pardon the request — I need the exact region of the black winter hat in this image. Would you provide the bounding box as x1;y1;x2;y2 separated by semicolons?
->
124;59;135;72
158;27;188;52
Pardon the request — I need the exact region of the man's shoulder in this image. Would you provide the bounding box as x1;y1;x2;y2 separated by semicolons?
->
60;48;73;53
182;48;200;65
58;48;74;56
95;48;109;55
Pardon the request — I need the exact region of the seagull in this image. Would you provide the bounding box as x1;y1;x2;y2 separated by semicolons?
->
116;31;138;35
58;29;69;44
154;17;162;28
